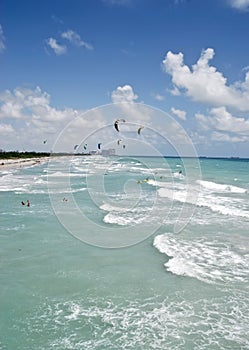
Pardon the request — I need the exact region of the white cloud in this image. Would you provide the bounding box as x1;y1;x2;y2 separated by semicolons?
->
46;37;67;55
189;131;208;145
211;131;249;142
171;107;186;120
61;30;93;50
228;0;249;10
0;86;109;151
0;123;14;135
168;86;181;96
0;87;50;119
0;24;5;53
110;85;157;127
195;106;249;135
152;93;165;101
0;101;23;119
0;85;198;155
162;48;249;112
0;87;73;146
111;85;138;103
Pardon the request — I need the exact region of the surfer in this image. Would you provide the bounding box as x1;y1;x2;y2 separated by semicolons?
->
27;200;30;207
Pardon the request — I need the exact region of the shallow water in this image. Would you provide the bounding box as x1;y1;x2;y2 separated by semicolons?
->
1;156;249;349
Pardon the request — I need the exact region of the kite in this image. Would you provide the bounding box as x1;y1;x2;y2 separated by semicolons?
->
117;139;126;149
114;118;126;132
74;144;79;150
83;144;87;150
98;143;102;150
138;126;144;135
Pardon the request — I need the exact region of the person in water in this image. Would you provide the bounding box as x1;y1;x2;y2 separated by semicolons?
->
27;200;30;207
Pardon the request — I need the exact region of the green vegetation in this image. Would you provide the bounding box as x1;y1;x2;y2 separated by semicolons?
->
0;151;51;159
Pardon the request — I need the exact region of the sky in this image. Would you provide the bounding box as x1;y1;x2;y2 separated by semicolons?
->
1;0;249;157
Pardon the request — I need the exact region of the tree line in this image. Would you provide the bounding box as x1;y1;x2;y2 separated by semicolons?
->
0;151;51;159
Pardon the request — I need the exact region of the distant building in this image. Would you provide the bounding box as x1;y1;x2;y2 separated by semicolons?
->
101;148;116;156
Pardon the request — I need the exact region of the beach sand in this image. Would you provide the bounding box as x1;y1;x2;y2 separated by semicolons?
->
0;157;51;170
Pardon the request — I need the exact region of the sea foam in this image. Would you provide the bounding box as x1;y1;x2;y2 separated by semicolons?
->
154;233;249;284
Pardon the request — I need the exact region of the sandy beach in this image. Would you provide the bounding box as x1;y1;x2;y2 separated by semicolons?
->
0;157;51;170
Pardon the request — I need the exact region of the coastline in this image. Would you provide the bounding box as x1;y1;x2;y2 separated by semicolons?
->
0;157;51;170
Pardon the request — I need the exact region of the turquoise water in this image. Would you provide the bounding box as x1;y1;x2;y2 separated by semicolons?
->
1;156;249;349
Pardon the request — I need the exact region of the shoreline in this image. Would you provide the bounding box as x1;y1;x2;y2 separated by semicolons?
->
0;157;51;170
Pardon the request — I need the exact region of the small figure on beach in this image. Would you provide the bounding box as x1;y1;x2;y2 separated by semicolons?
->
62;197;68;202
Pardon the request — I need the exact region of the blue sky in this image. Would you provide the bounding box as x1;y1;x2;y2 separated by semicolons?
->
1;0;249;156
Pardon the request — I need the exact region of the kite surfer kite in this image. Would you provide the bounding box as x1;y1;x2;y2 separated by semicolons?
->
114;119;126;132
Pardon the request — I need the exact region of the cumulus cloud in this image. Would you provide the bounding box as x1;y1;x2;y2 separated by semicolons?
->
228;0;249;10
0;86;109;151
0;87;50;120
111;84;138;103
110;85;157;125
61;30;93;50
162;48;249;112
195;106;249;135
0;87;73;148
0;123;14;135
171;107;186;120
46;37;67;55
0;24;5;53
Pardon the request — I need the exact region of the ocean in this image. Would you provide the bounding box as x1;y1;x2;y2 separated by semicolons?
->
1;155;249;349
